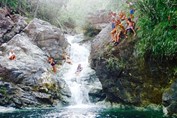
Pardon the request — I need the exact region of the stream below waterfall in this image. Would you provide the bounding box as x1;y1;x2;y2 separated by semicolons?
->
0;106;166;118
0;34;169;118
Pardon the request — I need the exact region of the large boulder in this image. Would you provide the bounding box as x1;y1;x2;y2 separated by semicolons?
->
79;68;106;103
24;18;69;58
0;34;71;108
90;24;112;60
162;79;177;115
90;24;176;107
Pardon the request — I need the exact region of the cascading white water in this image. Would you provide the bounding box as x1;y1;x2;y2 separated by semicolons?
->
61;34;92;105
0;106;15;113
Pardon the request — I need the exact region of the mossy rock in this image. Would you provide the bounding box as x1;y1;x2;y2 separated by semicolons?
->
0;86;7;95
33;82;58;93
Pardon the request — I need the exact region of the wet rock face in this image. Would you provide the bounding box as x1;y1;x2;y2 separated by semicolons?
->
162;80;177;115
80;68;106;103
0;33;71;108
88;87;106;103
24;18;69;58
0;34;48;85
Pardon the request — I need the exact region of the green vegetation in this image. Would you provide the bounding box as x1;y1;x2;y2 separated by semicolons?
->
174;67;177;76
135;0;177;59
0;86;7;96
0;0;19;9
0;0;28;15
106;57;126;71
0;0;126;31
106;57;120;71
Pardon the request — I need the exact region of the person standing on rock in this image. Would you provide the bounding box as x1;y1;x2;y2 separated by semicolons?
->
113;19;125;46
48;57;57;73
125;1;135;19
108;11;117;30
125;18;136;36
8;50;16;60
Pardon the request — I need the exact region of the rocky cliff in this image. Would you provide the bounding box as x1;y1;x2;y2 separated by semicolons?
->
90;24;177;115
86;10;110;30
0;13;71;108
0;13;27;45
24;18;69;59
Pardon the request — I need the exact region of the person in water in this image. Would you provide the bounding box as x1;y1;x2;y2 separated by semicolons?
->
48;57;57;73
75;64;83;76
62;52;72;65
8;50;16;60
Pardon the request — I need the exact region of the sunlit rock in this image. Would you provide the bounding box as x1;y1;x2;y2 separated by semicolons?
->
24;18;69;58
0;34;71;108
0;13;27;45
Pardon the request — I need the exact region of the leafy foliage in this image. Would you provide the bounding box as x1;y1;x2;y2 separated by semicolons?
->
0;86;7;96
135;0;177;59
0;0;18;9
106;57;126;71
106;57;120;71
0;0;28;14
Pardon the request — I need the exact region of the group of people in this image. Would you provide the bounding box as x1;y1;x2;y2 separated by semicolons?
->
8;50;83;75
109;1;136;46
48;53;83;75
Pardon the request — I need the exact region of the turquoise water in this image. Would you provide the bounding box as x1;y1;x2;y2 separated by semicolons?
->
0;105;168;118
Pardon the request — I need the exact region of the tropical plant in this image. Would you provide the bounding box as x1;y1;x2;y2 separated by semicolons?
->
135;0;177;60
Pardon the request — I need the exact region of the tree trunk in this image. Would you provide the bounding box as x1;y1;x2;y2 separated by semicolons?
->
34;0;39;18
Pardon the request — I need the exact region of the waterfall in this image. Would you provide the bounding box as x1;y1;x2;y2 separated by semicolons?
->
61;34;93;105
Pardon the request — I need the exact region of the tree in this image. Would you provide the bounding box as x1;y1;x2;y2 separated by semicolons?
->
33;0;39;18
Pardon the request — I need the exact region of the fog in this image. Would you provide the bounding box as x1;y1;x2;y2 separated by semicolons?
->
36;0;125;28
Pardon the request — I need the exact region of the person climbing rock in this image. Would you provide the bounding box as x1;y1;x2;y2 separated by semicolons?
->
48;57;57;73
114;19;126;46
109;11;117;29
125;18;136;37
125;1;135;19
119;11;126;20
75;64;83;76
8;50;16;60
130;8;135;19
110;18;120;43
